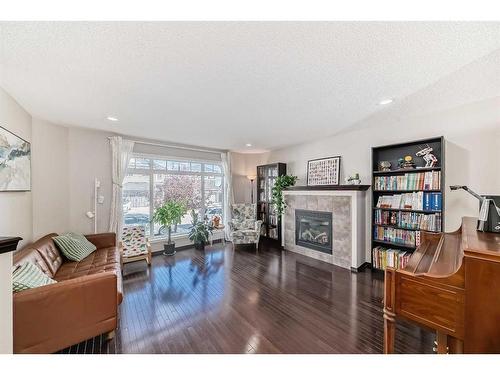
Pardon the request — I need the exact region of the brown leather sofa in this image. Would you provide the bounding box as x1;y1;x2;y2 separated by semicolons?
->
13;232;123;354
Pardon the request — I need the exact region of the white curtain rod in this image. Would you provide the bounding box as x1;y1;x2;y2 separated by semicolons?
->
107;136;224;155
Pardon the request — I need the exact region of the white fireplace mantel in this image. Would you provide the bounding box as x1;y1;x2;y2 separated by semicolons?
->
282;187;369;271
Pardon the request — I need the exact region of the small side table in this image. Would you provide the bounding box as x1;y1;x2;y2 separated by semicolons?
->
210;225;225;246
0;236;22;254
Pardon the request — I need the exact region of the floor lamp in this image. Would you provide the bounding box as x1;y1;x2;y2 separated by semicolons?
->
247;175;256;203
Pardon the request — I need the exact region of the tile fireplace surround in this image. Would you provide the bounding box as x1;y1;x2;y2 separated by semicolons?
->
282;186;369;271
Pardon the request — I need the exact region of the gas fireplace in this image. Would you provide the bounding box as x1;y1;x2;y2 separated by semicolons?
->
295;209;333;254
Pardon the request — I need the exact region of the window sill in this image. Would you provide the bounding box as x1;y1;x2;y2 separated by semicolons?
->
149;230;225;244
149;233;188;244
148;231;225;253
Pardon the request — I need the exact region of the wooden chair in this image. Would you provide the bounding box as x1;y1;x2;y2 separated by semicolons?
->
120;226;152;271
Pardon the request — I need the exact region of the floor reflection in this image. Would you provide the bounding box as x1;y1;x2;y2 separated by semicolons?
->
111;244;435;353
159;248;225;313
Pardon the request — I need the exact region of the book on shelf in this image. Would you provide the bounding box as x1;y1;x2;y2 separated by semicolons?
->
268;228;278;239
372;246;412;270
425;192;442;211
269;215;278;226
373;226;421;247
374;209;442;232
374;171;441;191
376;192;442;211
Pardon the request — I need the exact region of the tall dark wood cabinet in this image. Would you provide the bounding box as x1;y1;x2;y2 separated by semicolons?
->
256;163;287;243
371;137;445;271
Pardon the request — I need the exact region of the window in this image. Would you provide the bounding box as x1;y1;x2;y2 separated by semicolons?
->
123;156;224;239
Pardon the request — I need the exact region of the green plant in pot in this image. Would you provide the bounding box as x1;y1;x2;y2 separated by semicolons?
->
272;175;298;216
153;200;187;256
188;210;213;250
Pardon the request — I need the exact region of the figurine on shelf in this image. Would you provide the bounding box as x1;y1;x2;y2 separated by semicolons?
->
345;173;361;185
378;161;391;172
398;155;416;169
416;145;438;168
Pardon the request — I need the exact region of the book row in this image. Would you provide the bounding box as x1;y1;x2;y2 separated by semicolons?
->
376;192;442;211
373;226;421;247
372;246;412;270
374;210;442;232
374;171;441;191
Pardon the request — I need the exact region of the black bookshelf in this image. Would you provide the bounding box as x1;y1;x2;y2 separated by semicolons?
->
371;137;445;272
256;163;287;244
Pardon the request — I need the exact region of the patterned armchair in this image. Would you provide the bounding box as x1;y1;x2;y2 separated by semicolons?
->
120;226;152;270
228;203;263;249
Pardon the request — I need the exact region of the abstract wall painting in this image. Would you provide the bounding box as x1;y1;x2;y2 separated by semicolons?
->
0;126;31;191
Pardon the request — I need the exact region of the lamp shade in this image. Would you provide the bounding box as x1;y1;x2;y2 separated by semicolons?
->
247;175;257;181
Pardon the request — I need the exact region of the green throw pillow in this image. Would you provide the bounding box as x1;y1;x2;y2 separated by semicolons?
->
12;262;57;293
53;232;97;262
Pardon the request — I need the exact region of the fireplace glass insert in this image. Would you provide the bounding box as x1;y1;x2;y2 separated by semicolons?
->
295;209;333;253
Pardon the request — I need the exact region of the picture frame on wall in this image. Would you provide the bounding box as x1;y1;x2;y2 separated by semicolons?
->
307;156;341;186
0;125;31;192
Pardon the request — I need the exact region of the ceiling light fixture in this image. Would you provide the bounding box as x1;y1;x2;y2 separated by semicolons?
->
245;143;252;147
106;116;119;122
378;99;394;106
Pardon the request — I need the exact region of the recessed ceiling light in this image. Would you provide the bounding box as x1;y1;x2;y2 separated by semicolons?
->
106;116;119;122
245;143;252;147
378;99;394;106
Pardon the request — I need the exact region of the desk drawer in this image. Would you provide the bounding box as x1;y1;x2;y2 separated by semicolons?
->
396;275;464;337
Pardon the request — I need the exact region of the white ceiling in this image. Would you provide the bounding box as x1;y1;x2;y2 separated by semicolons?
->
1;22;499;152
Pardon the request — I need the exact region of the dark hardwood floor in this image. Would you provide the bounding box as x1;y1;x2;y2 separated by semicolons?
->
59;240;434;354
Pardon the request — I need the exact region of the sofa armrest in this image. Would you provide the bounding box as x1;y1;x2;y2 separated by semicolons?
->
13;272;118;353
85;232;116;249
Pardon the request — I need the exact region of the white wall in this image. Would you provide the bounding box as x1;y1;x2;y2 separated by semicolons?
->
231;152;270;203
32;118;70;237
31;120;113;236
67;127;113;234
0;87;32;353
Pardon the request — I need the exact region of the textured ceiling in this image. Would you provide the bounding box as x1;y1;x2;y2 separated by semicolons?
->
1;22;499;152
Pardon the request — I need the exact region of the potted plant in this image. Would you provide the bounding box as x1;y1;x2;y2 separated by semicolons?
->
153;200;187;256
188;210;213;250
346;173;361;185
272;174;298;216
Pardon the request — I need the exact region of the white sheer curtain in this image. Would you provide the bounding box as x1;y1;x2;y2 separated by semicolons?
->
221;151;234;240
109;136;135;239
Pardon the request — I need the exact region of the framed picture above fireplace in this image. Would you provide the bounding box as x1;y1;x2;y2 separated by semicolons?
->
306;156;341;186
